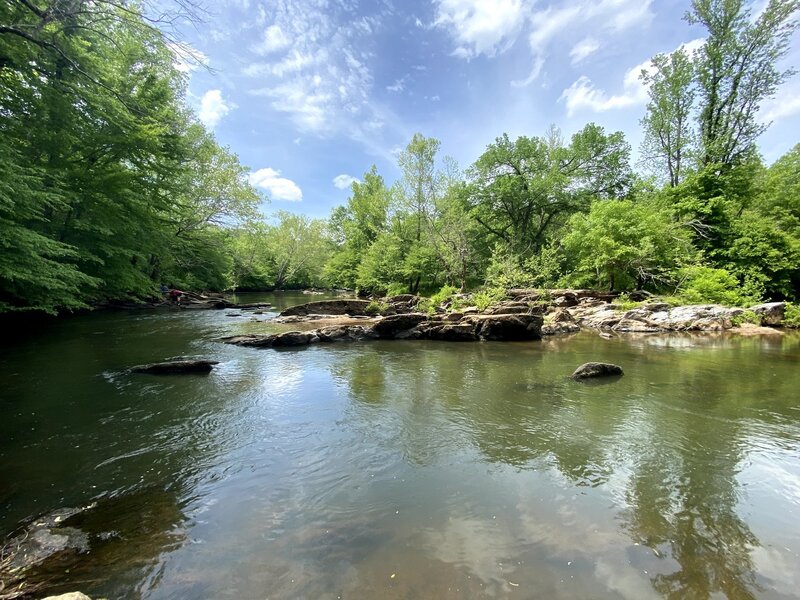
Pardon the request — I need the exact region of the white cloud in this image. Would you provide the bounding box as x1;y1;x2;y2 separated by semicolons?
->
333;174;359;189
252;24;290;55
249;168;303;202
243;4;376;136
560;59;650;116
570;37;601;65
560;37;706;116
387;76;407;93
760;87;800;123
513;0;654;85
198;89;232;128
436;0;526;58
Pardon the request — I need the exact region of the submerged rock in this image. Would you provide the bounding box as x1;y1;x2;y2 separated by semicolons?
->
130;359;219;374
571;362;624;380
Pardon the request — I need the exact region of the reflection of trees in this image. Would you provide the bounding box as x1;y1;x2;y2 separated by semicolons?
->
326;334;800;599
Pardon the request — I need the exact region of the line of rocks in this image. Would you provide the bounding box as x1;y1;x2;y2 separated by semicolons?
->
221;312;543;348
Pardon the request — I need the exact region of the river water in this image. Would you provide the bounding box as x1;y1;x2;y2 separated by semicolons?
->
1;292;799;599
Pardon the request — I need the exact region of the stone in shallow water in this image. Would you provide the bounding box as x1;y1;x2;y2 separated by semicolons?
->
42;593;92;600
571;362;624;380
130;360;219;374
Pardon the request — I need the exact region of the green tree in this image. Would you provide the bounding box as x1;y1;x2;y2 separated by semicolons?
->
640;49;696;186
688;0;800;166
562;199;695;291
467;124;632;256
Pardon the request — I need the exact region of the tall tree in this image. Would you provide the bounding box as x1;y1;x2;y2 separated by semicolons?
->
467;124;631;256
640;49;696;187
687;0;800;166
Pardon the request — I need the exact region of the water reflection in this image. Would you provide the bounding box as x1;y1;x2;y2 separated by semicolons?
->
2;302;800;599
327;334;800;599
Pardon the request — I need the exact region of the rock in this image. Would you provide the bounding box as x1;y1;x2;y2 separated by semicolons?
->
599;332;615;339
471;313;543;341
571;362;624;379
225;312;242;317
271;331;315;347
551;309;574;323
485;301;532;315
731;323;785;336
427;323;479;341
280;299;371;317
541;322;580;335
371;313;429;338
220;334;277;347
750;302;786;326
316;325;374;342
131;360;219;374
42;594;93;600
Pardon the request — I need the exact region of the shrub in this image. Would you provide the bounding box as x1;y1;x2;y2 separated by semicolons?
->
472;287;506;311
730;309;761;327
612;292;644;311
386;282;409;297
677;266;762;306
364;299;389;315
784;303;800;328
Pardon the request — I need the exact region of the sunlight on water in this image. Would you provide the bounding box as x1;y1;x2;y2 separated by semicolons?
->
1;293;799;599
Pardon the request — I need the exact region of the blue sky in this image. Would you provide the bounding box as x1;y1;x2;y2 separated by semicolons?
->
175;0;800;218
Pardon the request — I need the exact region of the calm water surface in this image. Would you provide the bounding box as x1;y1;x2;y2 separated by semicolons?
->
1;292;799;599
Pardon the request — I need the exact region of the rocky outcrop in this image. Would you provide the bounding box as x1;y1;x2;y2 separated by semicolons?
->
222;313;543;349
42;593;92;600
568;302;744;332
130;359;219;374
571;362;624;379
279;299;373;317
750;302;786;326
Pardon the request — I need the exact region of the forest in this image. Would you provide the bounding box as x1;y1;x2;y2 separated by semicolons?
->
1;0;799;315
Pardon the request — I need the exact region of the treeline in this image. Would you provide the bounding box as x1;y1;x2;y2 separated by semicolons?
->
1;0;799;315
0;0;258;313
244;0;799;306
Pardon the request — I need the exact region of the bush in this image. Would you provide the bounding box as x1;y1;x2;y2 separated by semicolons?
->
784;303;800;328
430;284;458;307
364;299;389;315
472;287;506;311
677;266;762;306
612;292;644;311
386;282;409;297
730;309;761;327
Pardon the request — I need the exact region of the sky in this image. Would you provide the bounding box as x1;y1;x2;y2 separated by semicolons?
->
174;0;800;218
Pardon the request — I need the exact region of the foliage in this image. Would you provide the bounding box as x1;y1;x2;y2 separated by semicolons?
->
613;293;645;311
561;199;695;291
466;124;632;255
730;310;761;327
472;287;507;311
784;303;800;328
364;299;389;315
676;266;763;306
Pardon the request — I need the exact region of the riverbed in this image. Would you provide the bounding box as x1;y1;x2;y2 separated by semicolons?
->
1;292;799;599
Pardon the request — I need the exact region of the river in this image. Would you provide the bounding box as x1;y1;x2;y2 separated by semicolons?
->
1;292;799;599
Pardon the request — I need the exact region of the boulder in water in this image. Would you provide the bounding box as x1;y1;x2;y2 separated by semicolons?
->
571;362;624;380
130;360;219;374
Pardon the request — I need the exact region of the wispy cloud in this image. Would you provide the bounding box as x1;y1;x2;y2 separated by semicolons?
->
249;168;303;201
252;24;290;55
333;174;359;189
569;37;601;65
435;0;526;59
198;89;232;128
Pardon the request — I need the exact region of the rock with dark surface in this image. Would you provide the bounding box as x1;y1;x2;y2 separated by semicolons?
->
371;313;429;338
316;325;374;342
750;302;786;326
130;359;219;374
271;331;315;346
471;313;543;341
279;299;371;317
571;362;624;379
426;323;479;341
